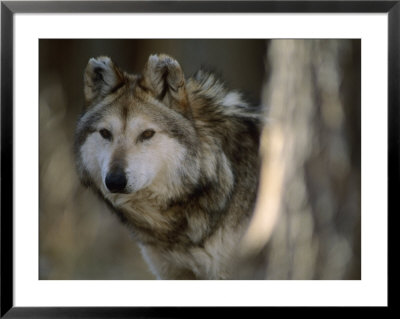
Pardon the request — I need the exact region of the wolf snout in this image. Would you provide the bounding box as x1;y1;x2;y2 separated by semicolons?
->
105;168;127;193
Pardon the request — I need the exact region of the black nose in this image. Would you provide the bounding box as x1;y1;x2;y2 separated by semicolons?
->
105;168;127;193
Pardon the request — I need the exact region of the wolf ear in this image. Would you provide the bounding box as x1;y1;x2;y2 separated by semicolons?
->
141;54;190;115
84;56;124;105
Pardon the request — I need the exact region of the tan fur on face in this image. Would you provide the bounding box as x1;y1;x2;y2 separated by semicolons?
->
80;106;188;199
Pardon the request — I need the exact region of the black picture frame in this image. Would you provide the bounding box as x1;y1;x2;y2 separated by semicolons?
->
1;1;395;317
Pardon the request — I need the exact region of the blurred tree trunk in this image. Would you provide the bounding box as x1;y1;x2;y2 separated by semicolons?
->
240;40;361;279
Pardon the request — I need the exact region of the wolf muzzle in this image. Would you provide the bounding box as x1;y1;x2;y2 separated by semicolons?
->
105;167;127;193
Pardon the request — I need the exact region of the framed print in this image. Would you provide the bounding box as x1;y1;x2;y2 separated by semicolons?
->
1;0;395;317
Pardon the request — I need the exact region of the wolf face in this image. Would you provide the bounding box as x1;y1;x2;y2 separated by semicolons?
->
75;56;200;202
75;54;261;279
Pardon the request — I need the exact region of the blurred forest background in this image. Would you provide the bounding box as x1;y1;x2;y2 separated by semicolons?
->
39;39;360;280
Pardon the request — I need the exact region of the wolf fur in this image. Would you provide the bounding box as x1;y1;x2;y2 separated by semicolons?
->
75;54;261;279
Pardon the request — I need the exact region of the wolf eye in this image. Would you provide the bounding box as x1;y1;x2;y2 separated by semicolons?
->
140;129;155;141
99;128;112;140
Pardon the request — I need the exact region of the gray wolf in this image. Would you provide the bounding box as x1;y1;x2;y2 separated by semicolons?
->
74;54;261;279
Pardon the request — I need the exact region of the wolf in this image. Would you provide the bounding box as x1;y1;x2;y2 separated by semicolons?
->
74;54;261;279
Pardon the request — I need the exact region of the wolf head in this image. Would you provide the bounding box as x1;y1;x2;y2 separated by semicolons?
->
75;55;200;201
